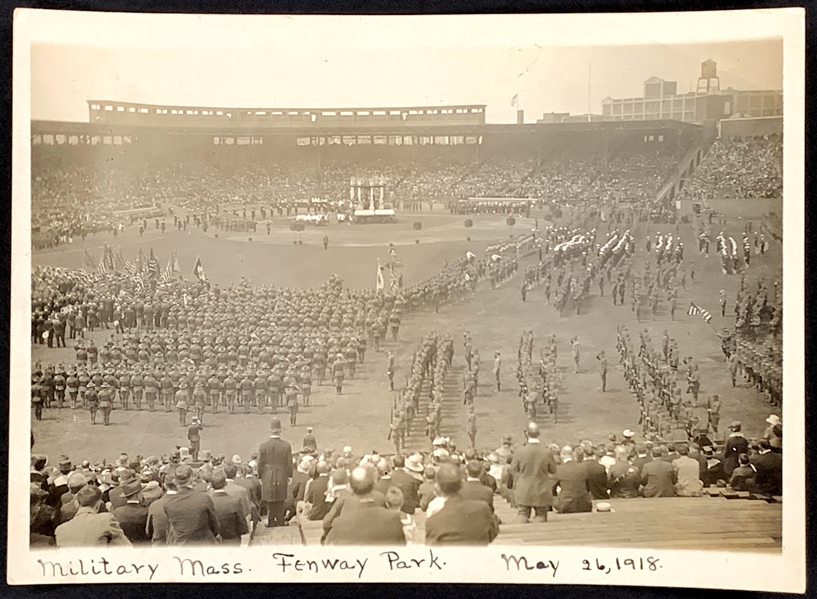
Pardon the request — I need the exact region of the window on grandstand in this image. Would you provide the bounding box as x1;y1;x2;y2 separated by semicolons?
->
374;136;387;145
124;136;132;144
403;136;413;146
103;136;112;144
658;135;664;142
55;134;66;145
603;105;612;116
114;136;122;145
358;136;372;145
662;100;671;113
216;111;223;116
91;136;101;145
672;112;682;120
612;103;622;115
633;101;644;113
435;136;449;145
105;106;113;111
171;110;179;115
297;137;311;146
451;136;465;145
329;136;341;145
43;134;54;145
214;137;220;145
252;137;264;145
117;106;125;112
466;136;478;145
684;111;694;121
342;136;356;145
69;135;79;145
225;138;235;145
623;103;634;114
32;134;41;145
128;107;136;113
237;137;250;145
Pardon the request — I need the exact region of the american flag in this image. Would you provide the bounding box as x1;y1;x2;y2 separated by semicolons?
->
687;302;713;323
148;249;161;280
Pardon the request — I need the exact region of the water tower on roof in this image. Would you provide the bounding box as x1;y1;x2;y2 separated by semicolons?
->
696;59;720;94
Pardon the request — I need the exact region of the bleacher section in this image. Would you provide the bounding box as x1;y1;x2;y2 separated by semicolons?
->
252;493;782;551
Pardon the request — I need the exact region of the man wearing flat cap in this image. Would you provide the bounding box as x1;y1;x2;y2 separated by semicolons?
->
258;418;292;527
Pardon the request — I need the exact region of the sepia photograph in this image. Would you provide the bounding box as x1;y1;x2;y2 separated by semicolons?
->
8;9;805;590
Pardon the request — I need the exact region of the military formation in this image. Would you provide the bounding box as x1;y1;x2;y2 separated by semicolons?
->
617;325;718;442
388;332;455;453
515;331;560;422
30;251;491;428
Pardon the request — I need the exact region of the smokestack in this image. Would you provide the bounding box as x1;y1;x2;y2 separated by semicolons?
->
517;110;524;125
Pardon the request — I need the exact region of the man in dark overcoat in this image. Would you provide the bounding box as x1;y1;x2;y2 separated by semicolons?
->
258;418;293;527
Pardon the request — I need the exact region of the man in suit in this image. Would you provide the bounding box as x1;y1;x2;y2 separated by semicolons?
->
388;455;421;514
258;418;293;527
108;469;136;510
552;446;593;513
460;460;494;512
510;422;558;523
305;461;332;520
59;473;88;523
325;466;406;546
209;469;249;545
584;446;610;500
163;464;220;545
425;463;499;545
750;440;782;495
55;485;132;547
146;471;176;545
220;463;251;522
284;458;311;523
112;479;150;544
723;421;750;478
640;447;677;497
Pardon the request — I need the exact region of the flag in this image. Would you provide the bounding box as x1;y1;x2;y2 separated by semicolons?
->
148;249;161;280
97;245;112;275
511;93;519;108
124;260;137;276
112;245;125;273
136;247;146;274
389;264;399;293
83;248;96;271
172;253;181;278
193;255;206;281
161;256;174;283
687;302;713;323
376;260;385;292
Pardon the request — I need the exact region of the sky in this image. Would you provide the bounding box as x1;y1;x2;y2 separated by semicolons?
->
25;12;785;124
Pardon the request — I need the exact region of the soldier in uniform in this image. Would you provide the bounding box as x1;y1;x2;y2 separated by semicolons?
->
332;354;345;394
118;368;131;411
207;371;222;414
144;368;158;412
160;369;174;412
224;371;237;414
86;381;98;424
596;350;608;392
187;417;202;461
192;378;207;423
66;367;80;409
131;367;143;411
285;380;299;426
98;381;113;426
386;352;396;391
53;366;66;409
175;382;190;426
493;351;502;392
390;410;405;453
239;370;254;414
466;405;477;449
313;351;326;386
299;366;312;407
254;370;267;415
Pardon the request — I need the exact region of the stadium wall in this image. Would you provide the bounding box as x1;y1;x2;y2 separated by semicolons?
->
719;116;783;138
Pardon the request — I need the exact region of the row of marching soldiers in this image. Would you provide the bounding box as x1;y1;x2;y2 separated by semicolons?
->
389;332;454;454
516;331;559;421
617;326;717;444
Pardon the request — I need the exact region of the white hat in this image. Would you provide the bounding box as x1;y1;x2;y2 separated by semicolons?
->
766;415;781;426
343;446;352;454
622;429;636;438
596;502;612;512
405;454;424;473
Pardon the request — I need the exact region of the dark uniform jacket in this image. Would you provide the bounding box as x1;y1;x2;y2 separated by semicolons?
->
324;500;406;546
552;460;593;513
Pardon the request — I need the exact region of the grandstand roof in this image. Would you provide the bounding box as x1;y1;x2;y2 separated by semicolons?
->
32;118;701;138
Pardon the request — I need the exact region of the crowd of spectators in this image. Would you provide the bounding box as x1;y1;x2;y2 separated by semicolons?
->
678;135;783;202
30;415;782;548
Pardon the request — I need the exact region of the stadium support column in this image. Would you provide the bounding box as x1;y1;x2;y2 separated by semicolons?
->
369;182;375;211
